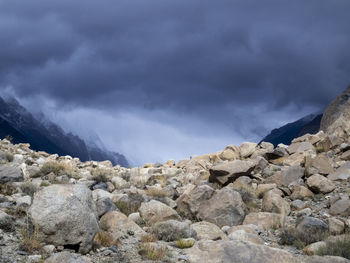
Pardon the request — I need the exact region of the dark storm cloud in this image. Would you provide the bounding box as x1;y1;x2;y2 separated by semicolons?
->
1;0;350;124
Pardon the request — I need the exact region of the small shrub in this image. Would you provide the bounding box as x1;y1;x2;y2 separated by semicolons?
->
279;227;328;249
175;239;194;249
150;221;190;242
34;162;74;178
20;225;42;253
91;168;110;183
40;182;50;187
139;243;169;261
5;206;28;218
316;235;350;259
20;182;38;197
0;184;17;196
141;234;158;243
114;200;140;216
94;231;119;247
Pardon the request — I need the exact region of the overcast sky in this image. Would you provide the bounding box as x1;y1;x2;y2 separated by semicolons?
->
1;0;350;165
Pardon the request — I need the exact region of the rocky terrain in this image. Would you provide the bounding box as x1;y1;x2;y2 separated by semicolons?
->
1;88;350;263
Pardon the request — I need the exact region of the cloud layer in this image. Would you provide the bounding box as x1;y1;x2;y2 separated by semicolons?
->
1;0;350;164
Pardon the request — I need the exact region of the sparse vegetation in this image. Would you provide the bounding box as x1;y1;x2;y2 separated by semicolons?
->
94;231;119;247
175;239;195;249
150;221;190;242
20;181;38;197
0;184;17;196
139;243;169;261
279;227;328;249
114;200;140;216
141;233;158;243
20;225;43;253
316;235;350;259
91;168;110;183
34;162;75;178
40;181;50;187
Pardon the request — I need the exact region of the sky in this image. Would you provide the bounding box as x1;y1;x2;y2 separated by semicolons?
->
0;0;350;165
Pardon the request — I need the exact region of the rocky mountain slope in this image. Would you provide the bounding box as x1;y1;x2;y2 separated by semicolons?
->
1;87;350;263
261;114;322;147
0;96;128;167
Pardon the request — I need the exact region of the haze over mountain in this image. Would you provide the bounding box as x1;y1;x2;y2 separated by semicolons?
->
0;96;128;166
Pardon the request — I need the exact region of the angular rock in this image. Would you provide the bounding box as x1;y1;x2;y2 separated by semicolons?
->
219;145;240;161
97;211;144;241
198;187;246;228
262;190;291;215
305;154;334;176
150;220;196;241
191;221;227;241
328;162;350;181
139;200;181;224
290;185;314;200
328;217;345;235
209;160;256;186
29;184;99;254
296;217;328;235
0;165;23;183
44;252;91;263
176;185;214;219
243;212;284;230
96;197;118;217
329;198;350;216
306;174;335;194
185;240;298;263
287;142;314;155
240;142;257;158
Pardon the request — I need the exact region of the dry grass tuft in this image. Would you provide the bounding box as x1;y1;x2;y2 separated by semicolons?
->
141;233;158;243
139;243;169;261
175;239;195;249
20;225;42;253
94;231;119;247
316;235;350;259
279;227;328;249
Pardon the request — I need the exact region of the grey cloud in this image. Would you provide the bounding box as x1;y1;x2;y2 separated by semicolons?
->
0;0;350;163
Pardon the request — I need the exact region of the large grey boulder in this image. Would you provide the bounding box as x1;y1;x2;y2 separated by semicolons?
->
0;165;23;183
139;200;181;224
296;217;328;235
176;185;214;219
44;252;91;263
185;240;299;263
209;160;256;186
197;187;246;228
328;162;350;181
29;184;99;254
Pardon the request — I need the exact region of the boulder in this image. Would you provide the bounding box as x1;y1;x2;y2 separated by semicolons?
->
176;185;214;219
0;210;14;232
97;211;144;241
95;197;118;217
303;241;327;256
290;185;314;200
280;165;305;187
243;212;284;230
287;142;315;155
219;145;240;161
197;187;246;228
305;256;350;263
328;162;350;181
240;142;257;158
0;165;23;183
29;184;99;254
139;200;181;224
306;174;335;194
150;220;196;241
296;217;328;235
209;160;256;186
329;198;350;216
328;217;345;235
305;154;334;176
191;221;227;241
44;252;91;263
185;240;299;263
262;190;291;215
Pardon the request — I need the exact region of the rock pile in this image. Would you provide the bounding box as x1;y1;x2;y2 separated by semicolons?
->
1;87;350;262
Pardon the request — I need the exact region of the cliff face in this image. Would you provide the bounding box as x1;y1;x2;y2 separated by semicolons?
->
320;85;350;139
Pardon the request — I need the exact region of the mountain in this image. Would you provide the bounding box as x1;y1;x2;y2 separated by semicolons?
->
260;113;322;146
0;96;128;166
